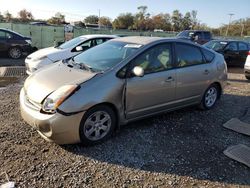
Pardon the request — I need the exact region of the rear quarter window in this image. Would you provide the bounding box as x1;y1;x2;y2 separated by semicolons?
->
201;48;215;63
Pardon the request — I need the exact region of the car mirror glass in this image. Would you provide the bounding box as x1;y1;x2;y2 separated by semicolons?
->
132;66;144;77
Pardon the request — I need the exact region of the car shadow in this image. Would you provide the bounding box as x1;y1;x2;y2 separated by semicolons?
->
228;78;249;83
62;94;250;186
0;54;25;66
227;67;244;74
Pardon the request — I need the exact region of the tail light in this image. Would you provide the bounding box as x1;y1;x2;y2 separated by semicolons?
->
248;51;250;55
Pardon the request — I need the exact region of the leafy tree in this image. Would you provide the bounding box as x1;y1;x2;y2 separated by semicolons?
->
191;10;198;29
217;17;250;36
99;16;112;27
152;13;172;31
84;15;99;24
182;12;192;30
112;13;134;29
171;10;182;31
133;6;150;30
47;12;65;25
18;9;33;22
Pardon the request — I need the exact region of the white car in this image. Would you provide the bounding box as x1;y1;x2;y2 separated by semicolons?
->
25;34;117;74
244;50;250;80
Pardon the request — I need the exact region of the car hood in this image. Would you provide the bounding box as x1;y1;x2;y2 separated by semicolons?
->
24;62;96;103
27;47;69;61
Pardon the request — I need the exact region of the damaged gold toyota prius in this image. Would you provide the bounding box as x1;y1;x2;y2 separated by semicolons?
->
20;37;227;145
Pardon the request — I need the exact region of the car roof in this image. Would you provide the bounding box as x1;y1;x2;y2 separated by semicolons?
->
0;28;12;32
0;28;25;37
111;36;195;45
182;30;210;32
210;39;248;43
78;34;118;39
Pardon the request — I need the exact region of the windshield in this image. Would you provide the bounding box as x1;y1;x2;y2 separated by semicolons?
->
204;41;228;51
73;41;141;72
59;37;84;49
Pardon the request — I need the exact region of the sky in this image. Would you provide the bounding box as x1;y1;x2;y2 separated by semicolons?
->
0;0;249;28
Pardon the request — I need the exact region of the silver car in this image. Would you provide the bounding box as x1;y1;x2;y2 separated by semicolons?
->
25;35;117;75
20;37;227;145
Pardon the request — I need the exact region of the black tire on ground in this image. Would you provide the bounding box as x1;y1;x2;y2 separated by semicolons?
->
79;105;116;145
246;76;250;80
8;47;22;59
199;84;220;110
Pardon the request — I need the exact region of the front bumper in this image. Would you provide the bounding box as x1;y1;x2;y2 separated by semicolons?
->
244;65;250;77
20;88;85;144
25;57;53;75
21;44;33;55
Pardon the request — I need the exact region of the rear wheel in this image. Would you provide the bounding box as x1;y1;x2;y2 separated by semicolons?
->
8;47;22;59
199;84;219;110
246;75;250;80
79;105;116;145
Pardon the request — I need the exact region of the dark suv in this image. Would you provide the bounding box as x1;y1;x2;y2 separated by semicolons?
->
0;28;33;59
177;30;212;45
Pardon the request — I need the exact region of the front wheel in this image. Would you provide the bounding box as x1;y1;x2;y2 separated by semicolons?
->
79;105;116;145
8;47;22;59
246;75;250;80
199;84;219;110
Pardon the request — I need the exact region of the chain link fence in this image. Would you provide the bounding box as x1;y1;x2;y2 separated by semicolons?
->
1;23;248;49
0;23;177;49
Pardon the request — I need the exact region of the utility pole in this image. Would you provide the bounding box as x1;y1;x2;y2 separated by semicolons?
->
98;9;100;29
241;23;244;37
226;13;234;36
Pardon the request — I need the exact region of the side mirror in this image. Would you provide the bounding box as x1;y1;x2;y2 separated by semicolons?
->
132;66;144;77
76;46;83;52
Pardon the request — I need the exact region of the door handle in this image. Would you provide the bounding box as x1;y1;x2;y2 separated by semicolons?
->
203;70;209;75
165;76;174;82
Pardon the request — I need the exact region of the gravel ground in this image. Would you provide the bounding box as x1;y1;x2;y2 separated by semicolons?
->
0;68;250;187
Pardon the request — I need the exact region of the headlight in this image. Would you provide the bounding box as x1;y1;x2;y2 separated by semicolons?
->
25;39;32;44
34;56;48;61
42;85;79;113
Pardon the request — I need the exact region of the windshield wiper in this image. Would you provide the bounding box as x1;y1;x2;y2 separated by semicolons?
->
80;63;93;72
67;58;96;73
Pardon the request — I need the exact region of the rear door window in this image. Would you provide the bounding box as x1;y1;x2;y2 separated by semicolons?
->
95;38;105;45
175;43;204;67
225;42;238;51
238;42;248;51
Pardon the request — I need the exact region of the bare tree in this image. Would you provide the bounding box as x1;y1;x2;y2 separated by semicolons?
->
4;11;12;22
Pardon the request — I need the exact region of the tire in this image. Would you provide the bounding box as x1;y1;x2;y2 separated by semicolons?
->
199;84;219;110
79;105;116;145
8;47;22;59
246;76;250;80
